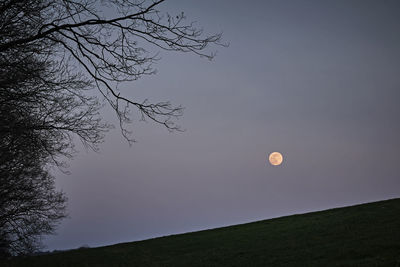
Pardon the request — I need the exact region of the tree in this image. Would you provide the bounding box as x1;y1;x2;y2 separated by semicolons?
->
0;0;223;255
0;0;224;145
0;93;67;256
0;153;67;256
0;43;71;256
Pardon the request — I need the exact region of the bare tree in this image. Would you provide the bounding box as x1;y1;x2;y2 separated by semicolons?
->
0;0;224;144
0;0;224;256
0;45;74;255
0;160;67;256
1;48;109;165
0;96;67;256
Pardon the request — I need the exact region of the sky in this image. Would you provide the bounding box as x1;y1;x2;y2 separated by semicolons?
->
45;0;400;250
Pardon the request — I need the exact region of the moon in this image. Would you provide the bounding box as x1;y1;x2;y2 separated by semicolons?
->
268;152;283;166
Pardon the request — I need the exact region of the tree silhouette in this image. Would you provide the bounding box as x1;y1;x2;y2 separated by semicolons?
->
0;0;223;255
0;0;224;144
0;90;67;255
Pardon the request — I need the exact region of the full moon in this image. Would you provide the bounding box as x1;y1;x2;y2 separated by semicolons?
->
268;152;283;166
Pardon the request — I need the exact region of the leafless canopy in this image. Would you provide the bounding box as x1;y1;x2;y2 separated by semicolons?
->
0;60;68;255
0;0;223;255
0;0;224;144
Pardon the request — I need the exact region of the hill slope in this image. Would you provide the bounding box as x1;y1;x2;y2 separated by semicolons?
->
3;198;400;266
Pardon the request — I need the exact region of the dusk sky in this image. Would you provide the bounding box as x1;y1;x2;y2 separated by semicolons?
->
46;0;400;250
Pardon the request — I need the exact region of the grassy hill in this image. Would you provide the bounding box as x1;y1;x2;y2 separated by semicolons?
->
3;198;400;266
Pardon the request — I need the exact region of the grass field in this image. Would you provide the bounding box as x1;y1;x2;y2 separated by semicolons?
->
2;198;400;266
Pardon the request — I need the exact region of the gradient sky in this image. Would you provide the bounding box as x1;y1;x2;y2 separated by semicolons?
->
45;0;400;250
